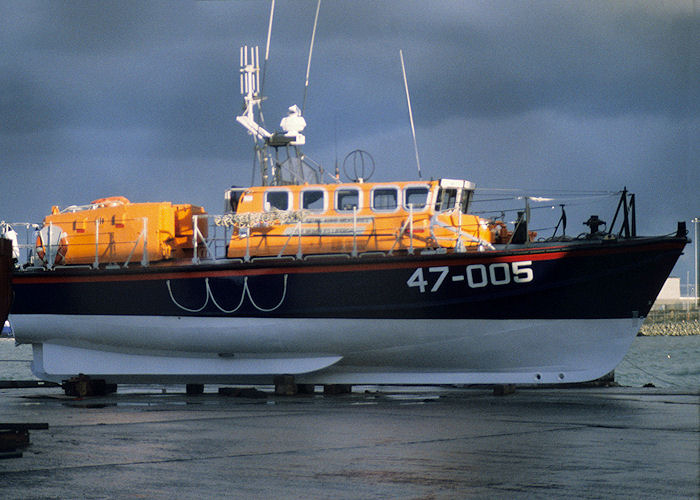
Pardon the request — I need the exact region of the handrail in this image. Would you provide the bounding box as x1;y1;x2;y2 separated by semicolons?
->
47;221;54;270
352;207;358;257
122;217;148;268
429;216;495;251
93;219;99;269
10;207;497;270
388;204;415;256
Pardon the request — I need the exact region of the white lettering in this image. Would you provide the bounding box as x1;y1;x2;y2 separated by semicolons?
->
489;262;511;285
407;268;428;293
466;264;488;288
407;261;533;293
512;260;534;283
429;267;449;292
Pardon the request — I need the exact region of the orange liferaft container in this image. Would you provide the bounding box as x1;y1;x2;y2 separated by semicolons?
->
37;197;207;265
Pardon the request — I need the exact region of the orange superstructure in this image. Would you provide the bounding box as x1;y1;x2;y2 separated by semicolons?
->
223;179;495;259
36;197;207;266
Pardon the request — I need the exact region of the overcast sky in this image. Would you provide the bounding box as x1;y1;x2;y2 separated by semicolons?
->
1;1;698;284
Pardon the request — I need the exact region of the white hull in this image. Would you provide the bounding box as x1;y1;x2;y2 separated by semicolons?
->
12;314;642;385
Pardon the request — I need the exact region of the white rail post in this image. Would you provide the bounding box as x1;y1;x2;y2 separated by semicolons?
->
408;203;414;255
296;220;303;260
192;215;199;264
456;208;465;252
47;221;53;270
140;217;149;267
244;226;251;262
352;207;358;257
93;219;100;269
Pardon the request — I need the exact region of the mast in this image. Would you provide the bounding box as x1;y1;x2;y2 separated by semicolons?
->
235;1;323;187
235;45;308;186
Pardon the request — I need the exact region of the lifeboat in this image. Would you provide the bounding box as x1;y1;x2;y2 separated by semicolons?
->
3;30;688;390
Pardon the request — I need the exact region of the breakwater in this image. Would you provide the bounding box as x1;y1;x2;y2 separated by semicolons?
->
641;300;699;336
639;319;700;336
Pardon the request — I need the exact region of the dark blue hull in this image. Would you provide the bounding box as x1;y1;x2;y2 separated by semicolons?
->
11;236;686;321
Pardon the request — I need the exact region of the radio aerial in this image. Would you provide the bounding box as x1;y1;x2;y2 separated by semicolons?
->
343;149;375;182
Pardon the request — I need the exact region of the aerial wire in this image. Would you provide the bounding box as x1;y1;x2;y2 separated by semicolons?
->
301;0;321;115
258;0;276;126
400;49;422;180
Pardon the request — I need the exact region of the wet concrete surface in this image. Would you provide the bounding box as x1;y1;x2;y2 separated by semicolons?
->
0;385;697;499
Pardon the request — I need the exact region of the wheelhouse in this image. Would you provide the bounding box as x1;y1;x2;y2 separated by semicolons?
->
223;178;474;217
222;179;490;259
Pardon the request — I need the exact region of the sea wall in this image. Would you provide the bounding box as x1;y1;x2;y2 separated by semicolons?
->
642;300;699;335
639;319;700;336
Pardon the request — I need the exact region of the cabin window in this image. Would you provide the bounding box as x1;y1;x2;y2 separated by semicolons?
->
335;188;361;212
225;188;247;213
460;190;473;214
435;188;457;212
264;190;291;211
302;189;326;211
403;186;429;211
371;187;398;212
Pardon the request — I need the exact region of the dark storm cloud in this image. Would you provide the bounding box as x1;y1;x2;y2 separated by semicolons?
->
351;2;698;123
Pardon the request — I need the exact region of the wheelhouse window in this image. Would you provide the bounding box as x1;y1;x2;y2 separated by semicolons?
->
264;190;291;211
224;188;247;213
301;189;326;211
403;186;429;211
460;190;473;214
335;188;361;212
435;188;457;212
371;187;398;212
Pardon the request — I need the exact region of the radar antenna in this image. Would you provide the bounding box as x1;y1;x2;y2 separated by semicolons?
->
235;2;327;187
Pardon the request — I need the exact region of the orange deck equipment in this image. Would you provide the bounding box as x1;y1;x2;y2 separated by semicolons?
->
36;197;207;266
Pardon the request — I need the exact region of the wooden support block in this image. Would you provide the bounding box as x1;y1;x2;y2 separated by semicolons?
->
296;384;316;395
218;387;267;399
62;375;117;397
186;383;204;395
493;384;516;396
323;384;352;395
0;423;49;431
273;375;297;396
0;429;29;452
0;451;23;460
0;380;60;389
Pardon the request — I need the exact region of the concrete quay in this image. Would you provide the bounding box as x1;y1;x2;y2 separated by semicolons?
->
0;385;697;499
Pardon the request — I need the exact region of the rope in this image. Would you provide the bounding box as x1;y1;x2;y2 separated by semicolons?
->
166;279;209;313
215;210;311;228
207;278;247;314
244;274;288;312
167;275;288;314
618;356;682;388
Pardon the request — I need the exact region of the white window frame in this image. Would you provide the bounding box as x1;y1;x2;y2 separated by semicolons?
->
264;189;292;212
402;184;431;212
300;188;327;212
371;185;401;213
334;187;362;213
